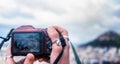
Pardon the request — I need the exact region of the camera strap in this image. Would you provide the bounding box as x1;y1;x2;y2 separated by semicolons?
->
0;29;14;50
53;30;82;64
70;42;82;64
53;29;66;64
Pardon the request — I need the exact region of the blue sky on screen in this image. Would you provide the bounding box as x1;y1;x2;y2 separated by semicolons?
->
0;0;120;45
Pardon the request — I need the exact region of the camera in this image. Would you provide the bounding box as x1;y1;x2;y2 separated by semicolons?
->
11;25;52;58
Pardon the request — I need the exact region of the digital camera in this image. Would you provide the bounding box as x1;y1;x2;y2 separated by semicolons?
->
11;25;52;58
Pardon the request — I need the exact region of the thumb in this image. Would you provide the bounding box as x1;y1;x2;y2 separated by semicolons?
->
24;53;35;64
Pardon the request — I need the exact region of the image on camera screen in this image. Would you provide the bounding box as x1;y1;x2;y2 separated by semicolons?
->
13;32;42;53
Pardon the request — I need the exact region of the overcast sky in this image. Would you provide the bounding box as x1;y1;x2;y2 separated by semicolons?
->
0;0;120;45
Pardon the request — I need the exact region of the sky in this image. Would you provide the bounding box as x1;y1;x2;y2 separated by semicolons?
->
0;0;120;45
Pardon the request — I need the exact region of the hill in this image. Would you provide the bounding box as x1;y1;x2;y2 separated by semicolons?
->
80;31;120;48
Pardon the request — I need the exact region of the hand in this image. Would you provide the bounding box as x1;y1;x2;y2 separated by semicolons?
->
6;26;69;64
48;26;69;64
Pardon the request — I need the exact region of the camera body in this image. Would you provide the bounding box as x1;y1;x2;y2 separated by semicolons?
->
11;25;52;57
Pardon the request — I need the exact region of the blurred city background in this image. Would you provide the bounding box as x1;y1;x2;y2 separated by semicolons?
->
0;0;120;64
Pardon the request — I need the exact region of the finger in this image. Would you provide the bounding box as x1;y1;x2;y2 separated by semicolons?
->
6;43;16;64
52;26;68;36
47;26;63;64
49;26;70;64
47;26;59;42
7;43;12;55
52;26;69;47
6;58;16;64
38;57;50;62
24;53;35;64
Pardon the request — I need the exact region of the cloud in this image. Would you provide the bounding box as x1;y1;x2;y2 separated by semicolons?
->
112;9;120;18
0;10;34;19
0;0;17;11
0;0;120;44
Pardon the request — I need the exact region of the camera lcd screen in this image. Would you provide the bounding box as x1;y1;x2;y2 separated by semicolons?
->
12;32;43;53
